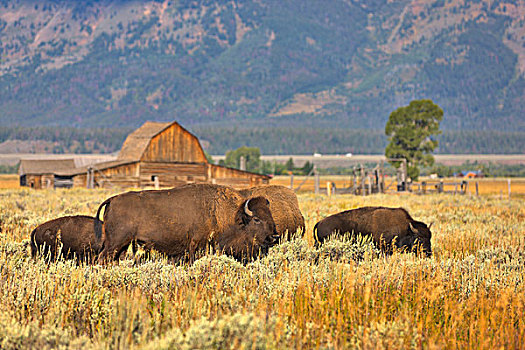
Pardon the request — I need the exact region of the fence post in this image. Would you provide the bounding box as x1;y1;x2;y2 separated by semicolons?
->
153;176;160;190
361;166;365;196
326;182;331;196
368;176;372;195
475;181;479;196
314;169;320;195
239;156;246;171
86;168;91;189
379;160;384;193
352;171;357;195
87;167;94;189
439;180;444;193
422;181;426;194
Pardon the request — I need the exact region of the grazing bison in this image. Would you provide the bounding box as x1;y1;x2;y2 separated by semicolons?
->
30;215;102;262
314;207;432;256
239;185;305;239
95;183;279;262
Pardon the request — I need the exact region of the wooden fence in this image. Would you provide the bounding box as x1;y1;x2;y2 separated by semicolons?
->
270;175;524;198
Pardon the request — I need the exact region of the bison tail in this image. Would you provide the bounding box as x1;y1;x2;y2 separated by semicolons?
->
30;228;38;258
313;222;320;246
95;198;111;239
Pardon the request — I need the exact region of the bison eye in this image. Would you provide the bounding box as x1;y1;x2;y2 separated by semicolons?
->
253;217;261;224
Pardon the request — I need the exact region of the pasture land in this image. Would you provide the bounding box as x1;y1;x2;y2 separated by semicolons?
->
0;188;523;349
0;174;19;189
3;174;525;197
271;175;525;196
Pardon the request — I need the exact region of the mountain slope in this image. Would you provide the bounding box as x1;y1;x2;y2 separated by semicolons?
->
0;0;523;130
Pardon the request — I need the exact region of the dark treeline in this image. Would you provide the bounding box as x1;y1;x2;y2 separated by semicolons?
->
192;127;525;155
0;126;132;154
437;130;525;155
0;126;523;155
193;127;387;155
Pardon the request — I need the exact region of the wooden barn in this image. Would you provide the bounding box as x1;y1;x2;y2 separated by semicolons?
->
25;121;270;189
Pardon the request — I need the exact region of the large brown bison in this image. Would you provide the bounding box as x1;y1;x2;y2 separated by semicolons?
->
239;185;305;239
314;207;432;256
95;183;279;262
30;215;102;262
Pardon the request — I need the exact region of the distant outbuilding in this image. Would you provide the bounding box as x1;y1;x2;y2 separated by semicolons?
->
19;159;76;189
20;121;270;189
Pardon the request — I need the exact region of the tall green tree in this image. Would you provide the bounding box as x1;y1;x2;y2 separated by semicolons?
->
385;99;443;181
222;146;261;173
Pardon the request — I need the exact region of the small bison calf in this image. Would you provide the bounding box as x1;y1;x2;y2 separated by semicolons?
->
314;207;432;256
30;215;102;263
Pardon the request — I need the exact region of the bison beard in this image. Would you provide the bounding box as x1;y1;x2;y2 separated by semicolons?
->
314;206;432;257
96;184;279;263
30;215;103;263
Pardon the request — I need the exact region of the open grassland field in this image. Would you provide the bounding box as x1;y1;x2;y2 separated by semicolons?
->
0;187;524;349
3;175;525;197
0;175;19;189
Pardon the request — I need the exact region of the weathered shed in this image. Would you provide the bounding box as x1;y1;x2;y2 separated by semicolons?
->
50;121;270;189
19;159;76;189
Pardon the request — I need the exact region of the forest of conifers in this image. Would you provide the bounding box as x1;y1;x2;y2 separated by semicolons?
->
0;126;523;156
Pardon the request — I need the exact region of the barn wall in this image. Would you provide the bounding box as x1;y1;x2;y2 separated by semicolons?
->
70;162;268;190
72;163;140;189
20;174;57;189
73;174;87;188
25;175;41;189
141;124;207;163
41;174;54;189
208;164;269;189
140;162;207;188
95;163;140;188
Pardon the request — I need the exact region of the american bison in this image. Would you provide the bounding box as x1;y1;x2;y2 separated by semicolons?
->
30;215;102;262
239;185;305;239
95;183;279;262
314;207;432;256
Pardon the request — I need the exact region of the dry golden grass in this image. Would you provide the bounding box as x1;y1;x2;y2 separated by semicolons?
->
0;174;20;189
0;187;523;349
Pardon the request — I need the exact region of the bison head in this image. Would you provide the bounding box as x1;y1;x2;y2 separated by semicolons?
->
397;221;432;257
221;196;279;262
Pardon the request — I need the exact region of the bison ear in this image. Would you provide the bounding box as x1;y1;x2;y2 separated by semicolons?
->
409;222;420;235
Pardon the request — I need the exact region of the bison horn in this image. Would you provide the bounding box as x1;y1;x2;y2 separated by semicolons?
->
428;222;433;229
244;199;253;217
409;222;419;234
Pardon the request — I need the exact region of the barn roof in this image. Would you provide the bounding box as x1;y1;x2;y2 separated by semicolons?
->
117;121;173;161
19;159;76;176
59;159;137;176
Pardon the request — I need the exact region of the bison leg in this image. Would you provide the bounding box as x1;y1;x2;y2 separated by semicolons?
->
99;220;137;263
